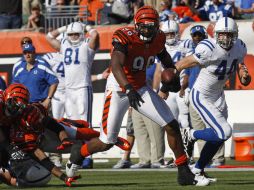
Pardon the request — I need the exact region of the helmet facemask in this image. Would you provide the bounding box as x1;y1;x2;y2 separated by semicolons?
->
66;22;84;46
216;31;237;49
135;22;159;42
5;97;27;117
165;32;179;45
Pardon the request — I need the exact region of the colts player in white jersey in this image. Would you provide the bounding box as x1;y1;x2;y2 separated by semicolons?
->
46;22;99;124
46;22;99;169
43;52;65;119
175;17;251;179
158;20;190;129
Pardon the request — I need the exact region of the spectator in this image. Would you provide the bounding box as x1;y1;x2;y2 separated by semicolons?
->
26;5;45;32
107;0;134;24
0;76;7;90
159;0;177;22
12;43;59;109
143;0;160;11
186;0;235;21
234;0;254;19
172;0;202;22
0;0;22;29
112;109;134;169
79;0;104;25
22;0;42;25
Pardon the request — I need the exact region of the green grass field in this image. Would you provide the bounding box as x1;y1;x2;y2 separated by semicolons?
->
1;158;254;189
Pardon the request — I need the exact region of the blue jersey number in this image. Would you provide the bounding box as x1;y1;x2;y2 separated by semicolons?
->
56;61;65;77
64;48;80;65
214;59;237;80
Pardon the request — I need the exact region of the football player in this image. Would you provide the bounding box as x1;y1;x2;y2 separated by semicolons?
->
175;17;251;179
66;6;209;186
0;84;80;187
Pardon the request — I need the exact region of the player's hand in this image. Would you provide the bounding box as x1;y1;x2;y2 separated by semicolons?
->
65;175;81;187
125;84;144;110
160;75;181;93
158;91;169;100
57;138;74;150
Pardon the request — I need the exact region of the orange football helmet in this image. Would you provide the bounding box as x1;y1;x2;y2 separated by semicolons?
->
134;6;159;42
4;83;30;116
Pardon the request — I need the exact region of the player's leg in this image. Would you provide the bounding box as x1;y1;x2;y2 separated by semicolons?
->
189;89;230;178
189;89;232;142
143;113;165;168
51;89;65;120
137;86;209;186
131;109;151;168
83;90;129;155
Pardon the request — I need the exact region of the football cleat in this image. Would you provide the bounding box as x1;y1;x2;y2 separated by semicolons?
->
66;160;80;177
191;167;217;183
115;137;131;151
177;164;210;186
113;159;132;169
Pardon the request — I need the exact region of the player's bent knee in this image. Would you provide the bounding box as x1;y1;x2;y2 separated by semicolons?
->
223;126;232;141
164;119;181;133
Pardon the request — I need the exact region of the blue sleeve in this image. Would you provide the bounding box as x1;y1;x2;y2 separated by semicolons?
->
184;68;190;76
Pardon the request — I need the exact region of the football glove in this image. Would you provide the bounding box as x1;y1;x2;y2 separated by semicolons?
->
160;74;181;93
125;84;144;110
65;175;81;187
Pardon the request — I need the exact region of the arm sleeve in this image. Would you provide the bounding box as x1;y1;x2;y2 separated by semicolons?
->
43;116;65;135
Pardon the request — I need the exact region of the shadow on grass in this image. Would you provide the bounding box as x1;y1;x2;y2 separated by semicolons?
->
46;182;139;188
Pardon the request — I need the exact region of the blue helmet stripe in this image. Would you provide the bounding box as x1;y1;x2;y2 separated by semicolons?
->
225;17;228;28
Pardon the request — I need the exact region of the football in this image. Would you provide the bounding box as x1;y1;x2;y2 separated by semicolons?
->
161;68;176;83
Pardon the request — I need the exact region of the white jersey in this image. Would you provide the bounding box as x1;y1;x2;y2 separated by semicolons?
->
42;52;65;90
165;40;190;84
60;38;96;89
193;38;246;96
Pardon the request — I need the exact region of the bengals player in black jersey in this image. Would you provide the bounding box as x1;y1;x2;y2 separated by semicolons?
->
0;84;80;187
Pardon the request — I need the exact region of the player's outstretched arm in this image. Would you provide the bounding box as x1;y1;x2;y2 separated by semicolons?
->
46;26;66;51
175;55;199;72
33;148;80;186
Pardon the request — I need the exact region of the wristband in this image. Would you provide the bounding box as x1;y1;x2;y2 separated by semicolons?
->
96;74;103;80
60;173;67;181
47;32;54;39
124;84;133;94
47;96;52;100
57;26;67;33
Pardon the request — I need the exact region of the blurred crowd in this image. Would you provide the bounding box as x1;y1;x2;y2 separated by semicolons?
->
0;0;254;32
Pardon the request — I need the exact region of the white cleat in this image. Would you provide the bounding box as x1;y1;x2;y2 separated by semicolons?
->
65;160;80;177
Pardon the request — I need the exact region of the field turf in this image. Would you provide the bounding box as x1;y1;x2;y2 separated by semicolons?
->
1;158;254;189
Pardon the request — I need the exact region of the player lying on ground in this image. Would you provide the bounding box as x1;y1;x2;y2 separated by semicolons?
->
0;84;80;187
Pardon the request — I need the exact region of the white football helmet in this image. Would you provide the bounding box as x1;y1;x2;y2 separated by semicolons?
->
161;20;179;45
214;17;238;49
66;22;84;46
